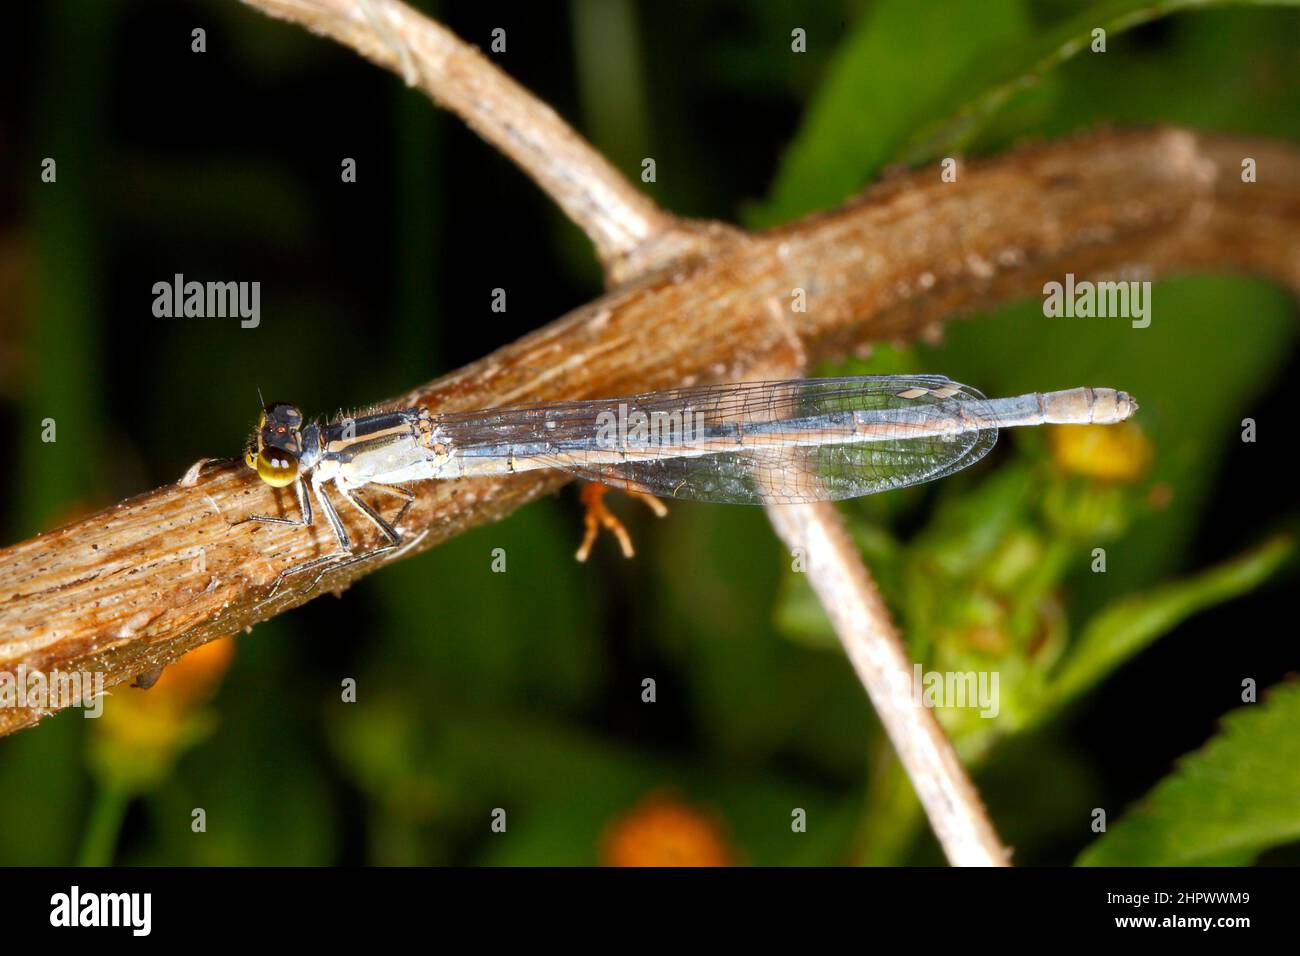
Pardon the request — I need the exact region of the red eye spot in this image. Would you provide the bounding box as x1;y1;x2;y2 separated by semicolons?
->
277;426;286;433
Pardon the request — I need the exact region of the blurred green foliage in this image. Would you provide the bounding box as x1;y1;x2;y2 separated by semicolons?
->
2;0;1297;866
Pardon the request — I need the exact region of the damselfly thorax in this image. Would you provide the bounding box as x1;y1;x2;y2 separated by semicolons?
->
239;377;1138;593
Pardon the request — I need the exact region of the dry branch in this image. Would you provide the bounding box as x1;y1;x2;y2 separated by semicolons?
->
5;125;1296;735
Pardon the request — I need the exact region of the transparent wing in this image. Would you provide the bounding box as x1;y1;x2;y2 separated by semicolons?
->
436;376;1000;504
548;433;998;504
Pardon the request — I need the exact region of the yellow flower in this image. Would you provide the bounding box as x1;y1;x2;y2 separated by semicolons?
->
1048;422;1152;482
600;792;734;867
90;638;236;792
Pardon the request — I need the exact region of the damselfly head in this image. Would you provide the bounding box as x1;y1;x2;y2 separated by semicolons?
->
246;401;305;488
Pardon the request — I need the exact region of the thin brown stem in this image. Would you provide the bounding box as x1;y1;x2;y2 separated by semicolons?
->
765;501;1010;865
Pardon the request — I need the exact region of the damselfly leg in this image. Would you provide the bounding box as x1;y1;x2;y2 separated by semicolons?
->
288;484;418;591
241;475;416;597
240;472;314;532
304;483;418;584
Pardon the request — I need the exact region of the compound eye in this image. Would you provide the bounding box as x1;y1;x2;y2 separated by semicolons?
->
256;449;299;487
264;402;303;428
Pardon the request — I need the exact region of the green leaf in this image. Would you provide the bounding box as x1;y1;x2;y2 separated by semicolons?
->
1036;4;1300;140
748;0;1031;227
898;0;1300;166
1078;682;1300;865
1045;535;1293;712
752;0;1300;230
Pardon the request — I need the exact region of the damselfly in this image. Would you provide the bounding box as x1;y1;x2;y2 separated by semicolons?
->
242;376;1137;591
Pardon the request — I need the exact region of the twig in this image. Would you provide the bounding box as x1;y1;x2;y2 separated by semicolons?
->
765;501;1010;866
